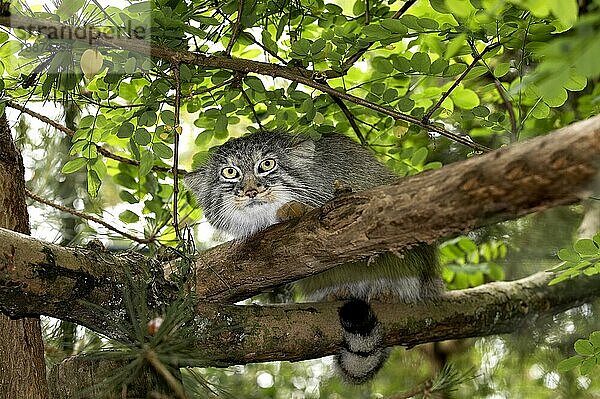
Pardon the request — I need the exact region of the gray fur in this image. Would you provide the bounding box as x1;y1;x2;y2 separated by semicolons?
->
185;130;441;383
184;130;396;238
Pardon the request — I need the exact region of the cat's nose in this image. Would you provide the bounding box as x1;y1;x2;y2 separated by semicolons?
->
245;188;259;198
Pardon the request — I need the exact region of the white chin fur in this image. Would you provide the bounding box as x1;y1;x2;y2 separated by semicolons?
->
222;199;289;238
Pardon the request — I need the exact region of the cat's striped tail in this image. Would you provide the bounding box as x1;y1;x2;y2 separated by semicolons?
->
336;299;390;384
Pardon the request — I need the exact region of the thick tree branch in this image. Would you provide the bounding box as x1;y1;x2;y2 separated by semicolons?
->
0;236;598;365
0;15;489;152
0;228;176;341
186;272;600;366
194;115;600;302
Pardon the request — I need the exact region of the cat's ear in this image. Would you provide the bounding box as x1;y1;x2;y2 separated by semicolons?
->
288;138;315;167
183;168;207;199
290;138;315;157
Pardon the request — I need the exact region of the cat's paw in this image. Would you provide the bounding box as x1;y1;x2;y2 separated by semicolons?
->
276;201;311;222
333;180;354;197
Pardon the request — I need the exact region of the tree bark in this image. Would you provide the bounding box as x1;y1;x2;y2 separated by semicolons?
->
0;115;49;398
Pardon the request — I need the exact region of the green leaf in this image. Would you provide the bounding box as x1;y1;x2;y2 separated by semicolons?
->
261;30;278;54
417;18;439;30
574;339;595;355
291;39;310;56
0;41;21;58
397;97;415;112
192;151;211;169
444;63;467;77
574;239;599;256
589;331;600;348
391;56;411;72
381;19;408;34
300;98;314;113
362;25;392;40
56;0;85;20
87;169;102;198
124;57;137;74
310;38;326;55
161;110;176;126
139;150;154;176
119;191;138;204
445;0;476;17
114;173;137;189
134;129;152;146
430;58;449;75
557;355;584;372
372;57;394;74
531;102;550;119
558;248;581;262
81;143;98;160
411;52;431;74
580;356;597;375
564;70;587;91
90;158;106;180
472;106;490;117
450;87;480;109
494;63;510;78
594;233;600;247
383;88;398;103
153;142;173;159
119;210;140;224
548;0;578;27
410;147;428;166
244;76;265;92
458;237;478;253
215;114;228;133
371;83;386;96
540;86;568;107
139;111;158;127
61;158;87;174
117;122;135;138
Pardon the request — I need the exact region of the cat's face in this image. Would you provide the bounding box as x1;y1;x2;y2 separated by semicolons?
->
185;132;315;238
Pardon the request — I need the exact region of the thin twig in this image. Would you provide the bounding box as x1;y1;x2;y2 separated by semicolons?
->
365;0;370;25
330;95;366;145
240;88;264;129
216;9;288;64
6;100;188;174
423;42;501;122
172;63;182;241
492;75;518;143
225;0;245;56
186;76;236;100
72;95;147;109
25;188;155;244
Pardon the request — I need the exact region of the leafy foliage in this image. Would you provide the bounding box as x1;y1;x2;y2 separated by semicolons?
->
440;236;507;289
558;331;600;375
549;233;600;285
2;0;600;396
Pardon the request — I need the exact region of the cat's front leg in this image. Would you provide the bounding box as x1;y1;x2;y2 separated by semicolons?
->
276;201;312;222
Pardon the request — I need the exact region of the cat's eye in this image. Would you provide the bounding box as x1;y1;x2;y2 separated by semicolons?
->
257;158;277;174
221;166;240;180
